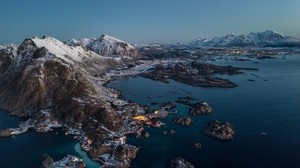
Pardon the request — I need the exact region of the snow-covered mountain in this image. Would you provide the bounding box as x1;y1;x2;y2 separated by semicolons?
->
66;38;95;47
0;35;122;111
0;44;17;50
87;34;139;58
190;30;300;48
66;34;140;58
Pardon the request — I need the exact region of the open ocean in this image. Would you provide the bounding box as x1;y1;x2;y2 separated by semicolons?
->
1;55;300;168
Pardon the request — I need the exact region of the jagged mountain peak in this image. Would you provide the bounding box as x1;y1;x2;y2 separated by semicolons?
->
87;34;139;58
19;36;88;64
65;34;140;58
99;34;126;43
66;38;95;47
13;36;119;76
225;33;237;38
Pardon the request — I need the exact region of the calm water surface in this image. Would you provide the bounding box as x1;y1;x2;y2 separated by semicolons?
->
0;111;100;168
108;55;300;168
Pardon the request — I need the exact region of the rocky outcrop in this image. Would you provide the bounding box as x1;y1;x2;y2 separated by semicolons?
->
176;96;195;106
173;117;193;127
163;129;176;135
189;102;213;116
0;128;12;137
88;143;114;159
115;144;139;161
40;153;54;168
161;102;176;110
193;143;202;149
205;120;235;141
170;157;195;168
0;47;15;76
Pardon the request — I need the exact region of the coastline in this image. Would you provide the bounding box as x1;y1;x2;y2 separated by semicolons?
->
1;53;300;167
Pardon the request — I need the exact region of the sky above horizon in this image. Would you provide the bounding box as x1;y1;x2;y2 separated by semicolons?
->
0;0;299;44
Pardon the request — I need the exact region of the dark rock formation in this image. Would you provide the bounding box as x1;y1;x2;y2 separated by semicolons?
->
0;47;15;76
175;99;192;106
191;62;242;75
0;128;12;137
161;102;176;110
136;127;150;139
170;157;195;168
40;153;54;168
173;117;193;127
163;129;176;135
189;102;213;116
115;144;139;161
89;143;114;159
205;120;235;141
178;96;195;101
193;143;202;149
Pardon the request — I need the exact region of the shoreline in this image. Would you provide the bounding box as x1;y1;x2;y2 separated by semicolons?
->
1;54;298;168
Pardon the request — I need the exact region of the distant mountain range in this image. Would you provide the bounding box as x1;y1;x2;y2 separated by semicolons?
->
0;30;299;60
190;30;300;48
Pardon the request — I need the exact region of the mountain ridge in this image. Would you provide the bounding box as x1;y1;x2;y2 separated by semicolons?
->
66;34;140;58
190;30;300;48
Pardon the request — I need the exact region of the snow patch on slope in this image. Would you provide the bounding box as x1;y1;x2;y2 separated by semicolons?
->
32;36;85;63
66;38;95;47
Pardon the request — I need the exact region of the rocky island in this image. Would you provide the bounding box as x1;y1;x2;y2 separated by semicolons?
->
189;102;213;116
140;63;239;88
205;120;235;141
173;117;193;127
170;157;195;168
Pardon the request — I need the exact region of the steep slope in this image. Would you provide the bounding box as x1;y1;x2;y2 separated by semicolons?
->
86;34;140;58
247;30;285;44
0;36;123;133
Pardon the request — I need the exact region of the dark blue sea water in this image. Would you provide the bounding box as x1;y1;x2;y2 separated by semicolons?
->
107;55;300;168
0;111;100;168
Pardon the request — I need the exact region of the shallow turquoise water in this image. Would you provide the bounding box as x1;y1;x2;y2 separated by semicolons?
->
108;55;300;168
0;111;100;168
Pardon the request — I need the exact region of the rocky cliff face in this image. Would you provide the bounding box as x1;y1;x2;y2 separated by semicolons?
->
0;36;124;137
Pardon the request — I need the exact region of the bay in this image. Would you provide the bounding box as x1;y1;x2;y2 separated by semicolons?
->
107;55;300;168
0;110;100;168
